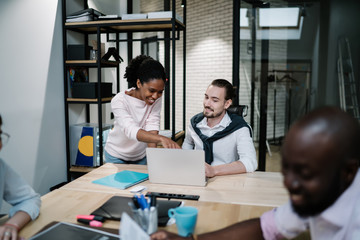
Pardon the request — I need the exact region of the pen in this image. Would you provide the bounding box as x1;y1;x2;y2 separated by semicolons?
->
77;218;103;227
138;195;147;209
76;215;105;222
138;194;148;210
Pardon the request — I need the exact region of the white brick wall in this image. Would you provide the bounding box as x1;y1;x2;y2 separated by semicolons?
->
184;0;233;131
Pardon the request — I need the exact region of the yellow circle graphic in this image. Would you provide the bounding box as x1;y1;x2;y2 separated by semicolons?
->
78;136;93;157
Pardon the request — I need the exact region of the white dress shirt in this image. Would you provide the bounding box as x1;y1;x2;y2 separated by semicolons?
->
182;112;257;172
261;169;360;240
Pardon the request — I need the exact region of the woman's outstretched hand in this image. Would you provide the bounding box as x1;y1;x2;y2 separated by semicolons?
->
160;136;181;149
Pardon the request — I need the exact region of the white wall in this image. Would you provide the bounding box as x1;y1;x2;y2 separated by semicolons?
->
0;0;66;212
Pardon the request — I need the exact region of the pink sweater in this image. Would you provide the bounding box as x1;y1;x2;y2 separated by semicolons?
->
105;89;162;161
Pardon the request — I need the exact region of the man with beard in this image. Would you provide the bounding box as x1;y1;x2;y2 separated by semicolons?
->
151;106;360;240
182;79;257;177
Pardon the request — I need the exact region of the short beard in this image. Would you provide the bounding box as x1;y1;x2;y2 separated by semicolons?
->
203;109;223;118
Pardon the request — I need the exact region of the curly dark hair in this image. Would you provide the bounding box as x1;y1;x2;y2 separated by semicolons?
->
124;55;167;88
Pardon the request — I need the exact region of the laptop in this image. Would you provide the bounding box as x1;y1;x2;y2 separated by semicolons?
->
146;148;207;187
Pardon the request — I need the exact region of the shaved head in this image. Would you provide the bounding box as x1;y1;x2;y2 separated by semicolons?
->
281;106;360;216
290;106;360;165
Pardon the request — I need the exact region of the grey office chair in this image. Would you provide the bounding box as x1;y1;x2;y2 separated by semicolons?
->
227;105;253;137
227;105;248;118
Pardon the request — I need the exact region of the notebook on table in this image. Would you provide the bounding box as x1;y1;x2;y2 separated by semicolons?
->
92;170;148;190
146;148;207;187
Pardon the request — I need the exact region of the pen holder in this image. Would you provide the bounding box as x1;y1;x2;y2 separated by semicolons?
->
131;206;158;234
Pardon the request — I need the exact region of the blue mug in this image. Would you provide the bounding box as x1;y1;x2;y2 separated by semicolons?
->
168;206;198;237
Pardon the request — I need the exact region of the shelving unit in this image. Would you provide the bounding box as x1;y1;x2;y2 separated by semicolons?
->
62;0;186;181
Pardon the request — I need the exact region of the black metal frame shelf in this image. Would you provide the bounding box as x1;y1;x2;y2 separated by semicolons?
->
65;60;120;68
66;97;113;103
62;0;186;181
64;18;185;33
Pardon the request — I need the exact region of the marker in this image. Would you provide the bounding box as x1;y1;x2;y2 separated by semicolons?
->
150;195;157;207
132;196;140;209
76;215;105;222
77;218;103;227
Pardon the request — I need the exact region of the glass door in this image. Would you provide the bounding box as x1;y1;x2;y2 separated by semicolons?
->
238;0;319;171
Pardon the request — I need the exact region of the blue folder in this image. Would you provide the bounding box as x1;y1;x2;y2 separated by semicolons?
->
92;170;149;189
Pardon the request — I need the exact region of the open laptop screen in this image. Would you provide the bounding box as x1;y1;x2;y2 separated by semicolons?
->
146;148;206;187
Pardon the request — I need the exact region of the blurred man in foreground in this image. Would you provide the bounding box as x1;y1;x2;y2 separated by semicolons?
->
152;106;360;240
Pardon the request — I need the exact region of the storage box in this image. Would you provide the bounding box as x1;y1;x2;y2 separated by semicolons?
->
72;82;113;98
147;11;183;23
121;13;147;20
67;45;92;60
70;123;113;167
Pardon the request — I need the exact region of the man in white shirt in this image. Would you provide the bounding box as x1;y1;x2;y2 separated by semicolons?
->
151;106;360;240
182;79;257;177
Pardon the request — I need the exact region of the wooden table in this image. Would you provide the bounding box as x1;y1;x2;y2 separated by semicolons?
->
62;163;289;207
19;189;274;239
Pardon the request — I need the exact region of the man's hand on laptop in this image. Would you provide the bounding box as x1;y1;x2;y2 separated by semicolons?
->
205;163;216;178
159;136;181;149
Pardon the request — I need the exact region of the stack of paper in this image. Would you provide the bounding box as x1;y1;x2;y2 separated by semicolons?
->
98;15;120;20
66;8;105;23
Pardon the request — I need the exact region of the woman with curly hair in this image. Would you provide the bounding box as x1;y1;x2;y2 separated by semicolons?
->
104;55;180;164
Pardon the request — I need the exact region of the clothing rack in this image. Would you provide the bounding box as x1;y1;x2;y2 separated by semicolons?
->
268;69;310;142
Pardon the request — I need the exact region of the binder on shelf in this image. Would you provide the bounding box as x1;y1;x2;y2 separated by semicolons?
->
92;170;149;189
70;123;112;167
